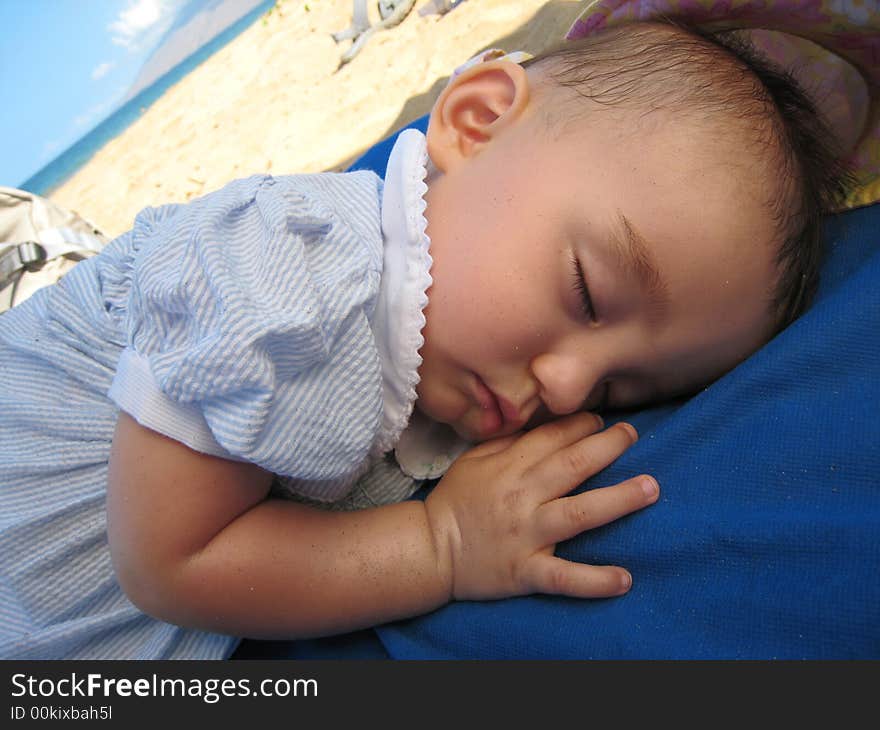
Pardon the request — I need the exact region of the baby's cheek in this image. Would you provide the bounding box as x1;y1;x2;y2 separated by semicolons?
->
487;300;558;356
415;372;469;426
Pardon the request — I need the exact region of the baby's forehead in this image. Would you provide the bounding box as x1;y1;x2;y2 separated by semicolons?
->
544;90;778;190
534;83;757;164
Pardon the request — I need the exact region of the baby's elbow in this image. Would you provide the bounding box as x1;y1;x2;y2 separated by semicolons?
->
110;547;197;627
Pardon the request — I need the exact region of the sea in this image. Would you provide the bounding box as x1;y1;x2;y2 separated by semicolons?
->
20;0;275;197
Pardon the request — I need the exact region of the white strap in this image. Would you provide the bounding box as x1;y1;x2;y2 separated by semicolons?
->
37;227;105;258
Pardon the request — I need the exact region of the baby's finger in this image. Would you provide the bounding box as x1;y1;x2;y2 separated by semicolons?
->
460;433;521;460
532;422;639;499
523;554;633;598
536;474;659;546
512;411;604;463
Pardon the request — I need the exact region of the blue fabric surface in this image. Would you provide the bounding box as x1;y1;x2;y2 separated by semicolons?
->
234;116;880;659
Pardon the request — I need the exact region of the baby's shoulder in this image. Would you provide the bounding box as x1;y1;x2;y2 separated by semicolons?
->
268;169;383;205
264;170;384;250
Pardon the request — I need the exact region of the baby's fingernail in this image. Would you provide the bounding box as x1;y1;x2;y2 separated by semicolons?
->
620;571;633;592
641;475;659;500
618;422;638;441
594;413;604;428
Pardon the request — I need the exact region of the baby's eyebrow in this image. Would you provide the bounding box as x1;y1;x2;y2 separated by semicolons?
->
612;211;670;324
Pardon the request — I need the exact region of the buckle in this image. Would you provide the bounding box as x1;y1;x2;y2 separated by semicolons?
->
17;241;47;272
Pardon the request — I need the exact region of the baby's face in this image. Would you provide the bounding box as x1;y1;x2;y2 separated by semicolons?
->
416;99;780;442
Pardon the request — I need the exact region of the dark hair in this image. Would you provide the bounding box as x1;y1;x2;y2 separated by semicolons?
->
522;21;855;333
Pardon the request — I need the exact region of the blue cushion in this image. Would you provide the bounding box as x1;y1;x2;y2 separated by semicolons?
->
346;115;429;173
234;115;880;659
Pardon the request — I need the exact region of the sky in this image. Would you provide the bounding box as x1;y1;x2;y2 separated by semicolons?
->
1;0;191;188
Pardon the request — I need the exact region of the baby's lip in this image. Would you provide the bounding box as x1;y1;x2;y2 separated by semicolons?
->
471;374;503;435
494;391;529;429
474;375;529;431
472;374;499;412
522;383;610;430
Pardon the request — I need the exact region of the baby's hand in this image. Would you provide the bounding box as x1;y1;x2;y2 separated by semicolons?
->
424;412;658;601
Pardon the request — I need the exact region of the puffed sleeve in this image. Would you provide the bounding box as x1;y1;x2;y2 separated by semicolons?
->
107;172;386;485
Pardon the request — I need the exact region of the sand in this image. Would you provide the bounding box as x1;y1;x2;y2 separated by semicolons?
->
50;0;584;238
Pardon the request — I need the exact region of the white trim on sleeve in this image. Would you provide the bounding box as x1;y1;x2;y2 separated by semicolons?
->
108;348;237;460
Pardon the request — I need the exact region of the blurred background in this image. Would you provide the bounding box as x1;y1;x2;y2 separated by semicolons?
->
2;0;581;237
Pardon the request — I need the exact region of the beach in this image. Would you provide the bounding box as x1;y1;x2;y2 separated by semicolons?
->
51;0;583;238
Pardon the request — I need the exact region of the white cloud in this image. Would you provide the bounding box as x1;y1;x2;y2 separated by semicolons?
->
109;0;182;51
91;61;115;80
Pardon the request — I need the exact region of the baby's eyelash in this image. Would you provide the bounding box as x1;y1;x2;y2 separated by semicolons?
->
569;253;596;321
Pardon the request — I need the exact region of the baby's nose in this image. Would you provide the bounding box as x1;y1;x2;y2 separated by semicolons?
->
531;353;603;415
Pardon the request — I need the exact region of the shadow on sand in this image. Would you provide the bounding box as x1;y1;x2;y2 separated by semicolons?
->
333;0;583;171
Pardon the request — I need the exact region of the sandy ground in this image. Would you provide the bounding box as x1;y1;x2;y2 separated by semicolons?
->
51;0;584;237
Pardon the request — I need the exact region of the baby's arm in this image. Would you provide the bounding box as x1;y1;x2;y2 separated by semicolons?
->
108;413;449;638
107;411;656;639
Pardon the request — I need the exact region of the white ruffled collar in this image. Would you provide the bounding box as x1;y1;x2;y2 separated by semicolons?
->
371;129;471;479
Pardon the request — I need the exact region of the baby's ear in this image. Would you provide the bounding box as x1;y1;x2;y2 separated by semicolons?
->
426;60;530;172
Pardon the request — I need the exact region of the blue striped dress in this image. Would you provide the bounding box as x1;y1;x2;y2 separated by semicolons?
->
0;171;392;658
